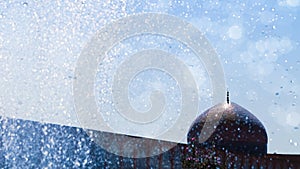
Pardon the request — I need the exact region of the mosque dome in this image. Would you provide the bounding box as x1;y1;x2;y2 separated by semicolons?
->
187;101;268;155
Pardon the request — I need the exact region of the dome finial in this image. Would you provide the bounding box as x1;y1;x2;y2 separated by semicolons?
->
226;90;230;104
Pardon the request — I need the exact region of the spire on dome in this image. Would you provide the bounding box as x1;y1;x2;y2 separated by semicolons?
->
226;90;230;104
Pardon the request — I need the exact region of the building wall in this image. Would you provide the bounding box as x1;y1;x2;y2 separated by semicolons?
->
0;117;299;168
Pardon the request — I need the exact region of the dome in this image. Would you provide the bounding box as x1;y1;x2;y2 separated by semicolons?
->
187;102;268;155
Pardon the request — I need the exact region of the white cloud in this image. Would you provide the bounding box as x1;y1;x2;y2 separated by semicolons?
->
240;37;293;78
279;0;300;7
255;37;292;55
255;37;292;62
286;112;300;126
228;25;242;40
259;11;275;24
268;104;300;128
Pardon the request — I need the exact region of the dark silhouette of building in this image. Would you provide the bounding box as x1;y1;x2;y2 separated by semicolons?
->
0;100;299;168
188;102;268;155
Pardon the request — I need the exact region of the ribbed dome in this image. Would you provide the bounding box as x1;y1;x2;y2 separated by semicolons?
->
187;102;268;155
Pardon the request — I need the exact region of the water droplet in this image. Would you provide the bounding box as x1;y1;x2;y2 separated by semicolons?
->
22;2;28;6
75;161;80;166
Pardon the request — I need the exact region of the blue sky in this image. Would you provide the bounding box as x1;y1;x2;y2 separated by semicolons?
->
0;0;299;154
